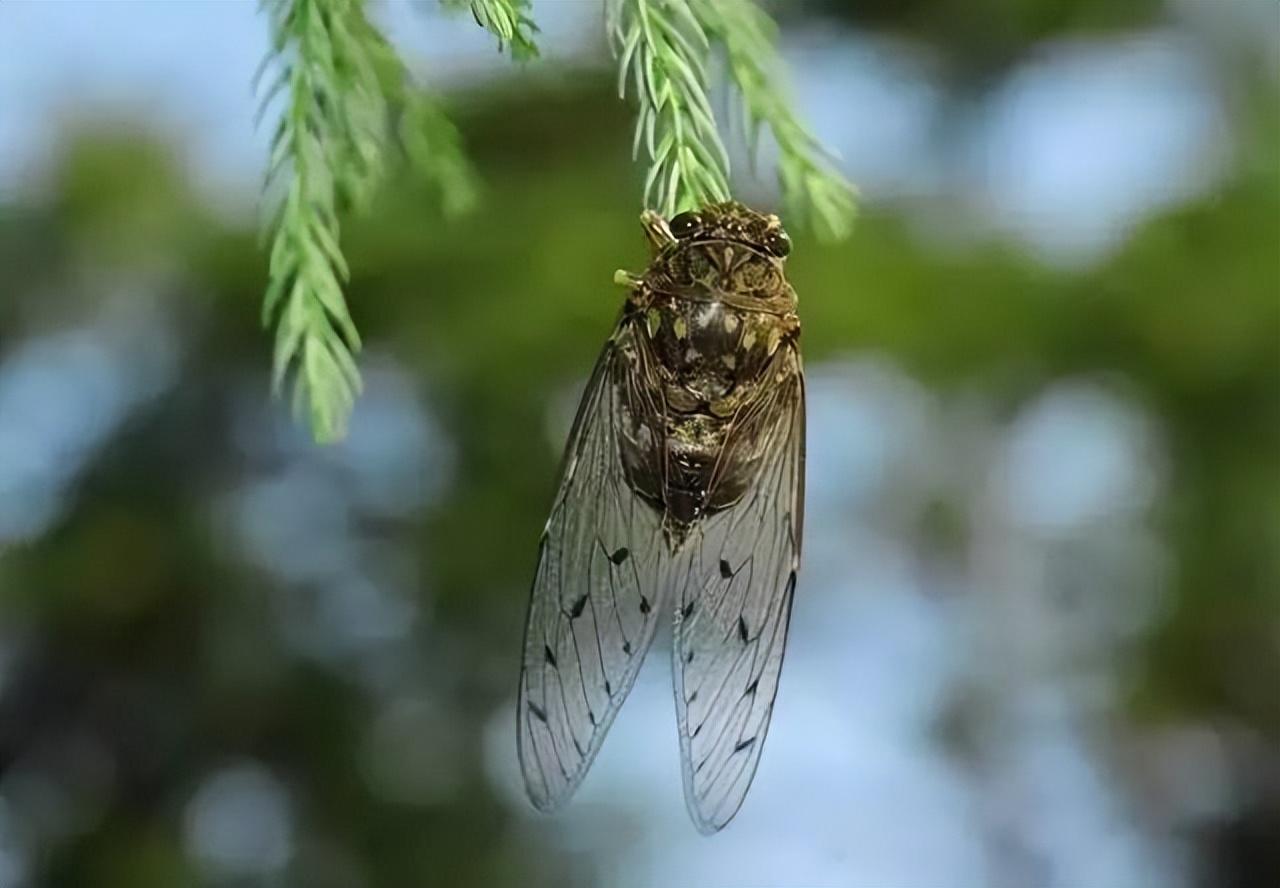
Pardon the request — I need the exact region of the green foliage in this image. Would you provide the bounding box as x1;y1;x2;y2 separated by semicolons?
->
260;0;480;442
444;0;541;59
609;0;857;235
260;0;381;443
609;0;732;214
693;0;858;240
260;0;853;441
398;92;482;217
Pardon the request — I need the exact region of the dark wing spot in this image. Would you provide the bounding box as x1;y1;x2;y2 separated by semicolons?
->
588;710;597;726
744;678;759;696
688;690;698;703
622;641;632;655
737;616;749;643
733;737;757;754
681;601;695;620
569;594;588;619
604;680;613;696
692;724;702;737
685;649;695;664
573;737;585;756
719;559;733;578
527;701;548;723
543;645;557;667
639;596;651;615
609;547;630;565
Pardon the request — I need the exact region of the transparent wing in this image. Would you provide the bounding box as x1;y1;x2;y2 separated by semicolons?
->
517;321;669;811
672;344;805;833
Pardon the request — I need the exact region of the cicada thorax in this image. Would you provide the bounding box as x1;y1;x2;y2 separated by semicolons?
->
621;237;799;531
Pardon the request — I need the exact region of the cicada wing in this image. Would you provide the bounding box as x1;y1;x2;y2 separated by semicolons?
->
518;320;670;811
672;344;805;833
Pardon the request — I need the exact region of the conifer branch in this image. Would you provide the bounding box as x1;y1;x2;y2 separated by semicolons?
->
692;0;857;240
257;0;856;442
608;0;857;238
259;0;478;442
444;0;540;59
608;0;732;216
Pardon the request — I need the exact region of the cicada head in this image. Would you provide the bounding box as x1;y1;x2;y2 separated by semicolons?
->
667;201;790;257
645;202;794;305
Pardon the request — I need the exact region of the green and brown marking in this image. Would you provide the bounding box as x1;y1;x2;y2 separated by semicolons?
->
519;201;807;831
611;201;802;536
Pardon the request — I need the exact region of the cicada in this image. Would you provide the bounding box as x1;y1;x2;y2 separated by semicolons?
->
517;201;805;833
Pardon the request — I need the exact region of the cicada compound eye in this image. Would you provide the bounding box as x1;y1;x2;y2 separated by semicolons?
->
764;229;792;258
668;211;703;239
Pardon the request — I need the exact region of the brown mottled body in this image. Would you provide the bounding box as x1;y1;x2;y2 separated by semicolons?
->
519;201;805;834
615;203;800;533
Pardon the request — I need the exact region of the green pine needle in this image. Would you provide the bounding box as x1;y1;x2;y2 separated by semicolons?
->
444;0;540;59
609;0;731;216
399;92;482;217
692;0;857;241
260;0;480;443
257;0;855;443
261;0;380;443
609;0;857;239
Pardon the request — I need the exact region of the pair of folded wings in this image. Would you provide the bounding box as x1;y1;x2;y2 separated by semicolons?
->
517;316;805;833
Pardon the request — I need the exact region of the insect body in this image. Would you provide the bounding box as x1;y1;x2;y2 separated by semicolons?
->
518;201;805;833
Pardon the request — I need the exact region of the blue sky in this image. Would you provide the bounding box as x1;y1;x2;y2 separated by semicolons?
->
0;0;1245;264
0;4;1263;885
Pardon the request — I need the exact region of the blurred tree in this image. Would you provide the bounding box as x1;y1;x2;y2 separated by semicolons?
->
796;0;1166;76
0;8;1276;888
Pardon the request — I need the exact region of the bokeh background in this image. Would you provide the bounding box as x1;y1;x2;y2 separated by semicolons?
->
0;1;1277;886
